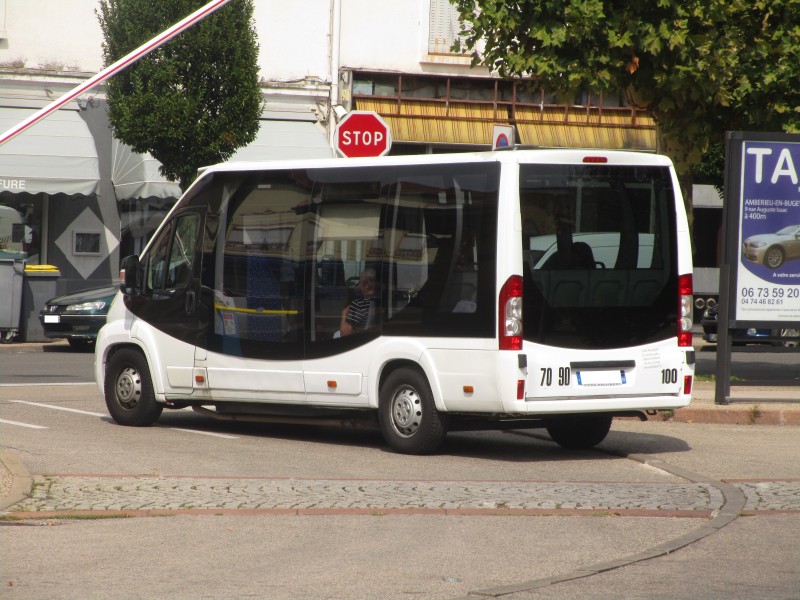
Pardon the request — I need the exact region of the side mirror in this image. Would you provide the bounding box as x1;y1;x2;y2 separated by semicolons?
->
119;255;142;295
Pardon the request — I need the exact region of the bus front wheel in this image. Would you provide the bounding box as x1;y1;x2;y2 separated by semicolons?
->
104;348;163;426
379;368;447;455
545;414;613;450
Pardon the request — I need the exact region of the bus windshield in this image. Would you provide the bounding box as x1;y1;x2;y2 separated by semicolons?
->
520;164;678;349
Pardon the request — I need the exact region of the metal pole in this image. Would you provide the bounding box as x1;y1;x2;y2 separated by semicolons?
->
0;0;233;147
715;264;732;404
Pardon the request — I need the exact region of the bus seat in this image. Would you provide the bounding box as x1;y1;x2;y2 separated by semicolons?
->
550;275;587;307
592;278;624;306
630;277;661;306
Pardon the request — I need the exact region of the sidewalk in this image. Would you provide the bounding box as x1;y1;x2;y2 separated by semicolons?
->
675;380;800;426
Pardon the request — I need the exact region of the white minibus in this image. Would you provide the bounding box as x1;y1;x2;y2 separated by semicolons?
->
95;149;695;454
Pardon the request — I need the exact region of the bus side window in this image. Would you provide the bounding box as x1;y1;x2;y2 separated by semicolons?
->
145;225;172;293
165;214;199;289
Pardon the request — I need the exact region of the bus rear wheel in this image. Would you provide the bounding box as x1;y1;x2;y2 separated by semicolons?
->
545;414;613;450
104;348;163;426
379;368;447;455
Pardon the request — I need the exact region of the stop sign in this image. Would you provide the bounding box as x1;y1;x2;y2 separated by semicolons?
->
335;111;392;158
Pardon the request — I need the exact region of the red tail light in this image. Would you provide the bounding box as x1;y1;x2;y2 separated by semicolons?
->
499;275;523;350
678;274;693;347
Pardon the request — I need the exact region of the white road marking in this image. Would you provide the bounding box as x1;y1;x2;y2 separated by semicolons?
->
170;427;238;439
11;400;106;418
0;418;47;429
9;400;237;439
0;382;96;387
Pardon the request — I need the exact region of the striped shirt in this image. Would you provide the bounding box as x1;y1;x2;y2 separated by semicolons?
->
345;296;375;331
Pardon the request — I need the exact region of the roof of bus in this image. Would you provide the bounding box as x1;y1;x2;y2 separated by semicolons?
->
199;148;674;177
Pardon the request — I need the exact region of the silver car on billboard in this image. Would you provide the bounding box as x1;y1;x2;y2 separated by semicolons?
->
742;224;800;269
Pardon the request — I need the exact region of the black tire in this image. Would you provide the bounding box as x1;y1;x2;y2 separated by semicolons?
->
68;338;95;352
764;246;785;269
545;414;613;450
104;348;163;426
378;367;447;455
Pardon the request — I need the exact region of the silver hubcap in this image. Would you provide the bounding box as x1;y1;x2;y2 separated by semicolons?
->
390;386;422;438
116;366;142;410
766;248;783;268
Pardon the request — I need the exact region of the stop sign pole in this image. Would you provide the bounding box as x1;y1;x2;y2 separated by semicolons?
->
334;111;392;158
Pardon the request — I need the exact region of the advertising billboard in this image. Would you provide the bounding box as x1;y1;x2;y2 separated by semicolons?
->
715;132;800;404
722;133;800;326
735;139;800;321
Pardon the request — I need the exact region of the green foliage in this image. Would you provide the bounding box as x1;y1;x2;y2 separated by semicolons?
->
451;0;800;203
98;0;263;190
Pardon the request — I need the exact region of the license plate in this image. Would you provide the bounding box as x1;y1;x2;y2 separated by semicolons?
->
576;369;626;386
44;315;60;324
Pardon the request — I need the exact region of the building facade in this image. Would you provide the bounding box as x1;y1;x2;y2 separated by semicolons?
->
1;0;658;295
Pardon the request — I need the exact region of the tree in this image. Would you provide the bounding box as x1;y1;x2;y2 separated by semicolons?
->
98;0;263;191
450;0;800;208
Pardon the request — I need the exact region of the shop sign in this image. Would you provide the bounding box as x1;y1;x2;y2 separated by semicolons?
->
0;178;26;191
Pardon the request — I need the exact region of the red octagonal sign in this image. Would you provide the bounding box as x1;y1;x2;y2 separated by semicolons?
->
335;111;392;158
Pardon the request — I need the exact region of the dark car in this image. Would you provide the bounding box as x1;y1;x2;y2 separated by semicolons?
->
701;304;799;348
38;285;117;351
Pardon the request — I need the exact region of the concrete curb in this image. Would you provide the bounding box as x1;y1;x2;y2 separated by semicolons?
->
671;406;800;426
0;451;33;513
0;340;70;353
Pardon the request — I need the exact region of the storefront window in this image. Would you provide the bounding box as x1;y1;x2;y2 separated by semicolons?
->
0;195;42;262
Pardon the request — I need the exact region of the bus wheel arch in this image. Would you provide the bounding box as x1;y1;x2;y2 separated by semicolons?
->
104;345;163;426
378;364;448;455
544;413;613;450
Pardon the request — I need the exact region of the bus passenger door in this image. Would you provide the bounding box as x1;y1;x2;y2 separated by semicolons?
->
129;210;203;398
303;187;383;407
196;172;306;404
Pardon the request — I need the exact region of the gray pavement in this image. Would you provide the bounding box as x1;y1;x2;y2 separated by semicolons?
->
2;337;799;599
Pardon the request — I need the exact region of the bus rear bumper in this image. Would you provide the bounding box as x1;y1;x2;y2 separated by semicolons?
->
519;394;691;415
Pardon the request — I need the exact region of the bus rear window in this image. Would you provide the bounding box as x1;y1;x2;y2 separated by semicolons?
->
520;164;678;349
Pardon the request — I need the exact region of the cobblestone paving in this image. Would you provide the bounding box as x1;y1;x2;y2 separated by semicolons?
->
8;476;729;513
737;481;800;511
9;476;799;514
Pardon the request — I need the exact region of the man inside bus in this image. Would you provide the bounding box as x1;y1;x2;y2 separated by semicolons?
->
338;267;377;337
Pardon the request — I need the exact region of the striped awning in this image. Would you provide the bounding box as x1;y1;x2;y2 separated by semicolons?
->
356;98;656;151
514;106;656;151
356;98;507;145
